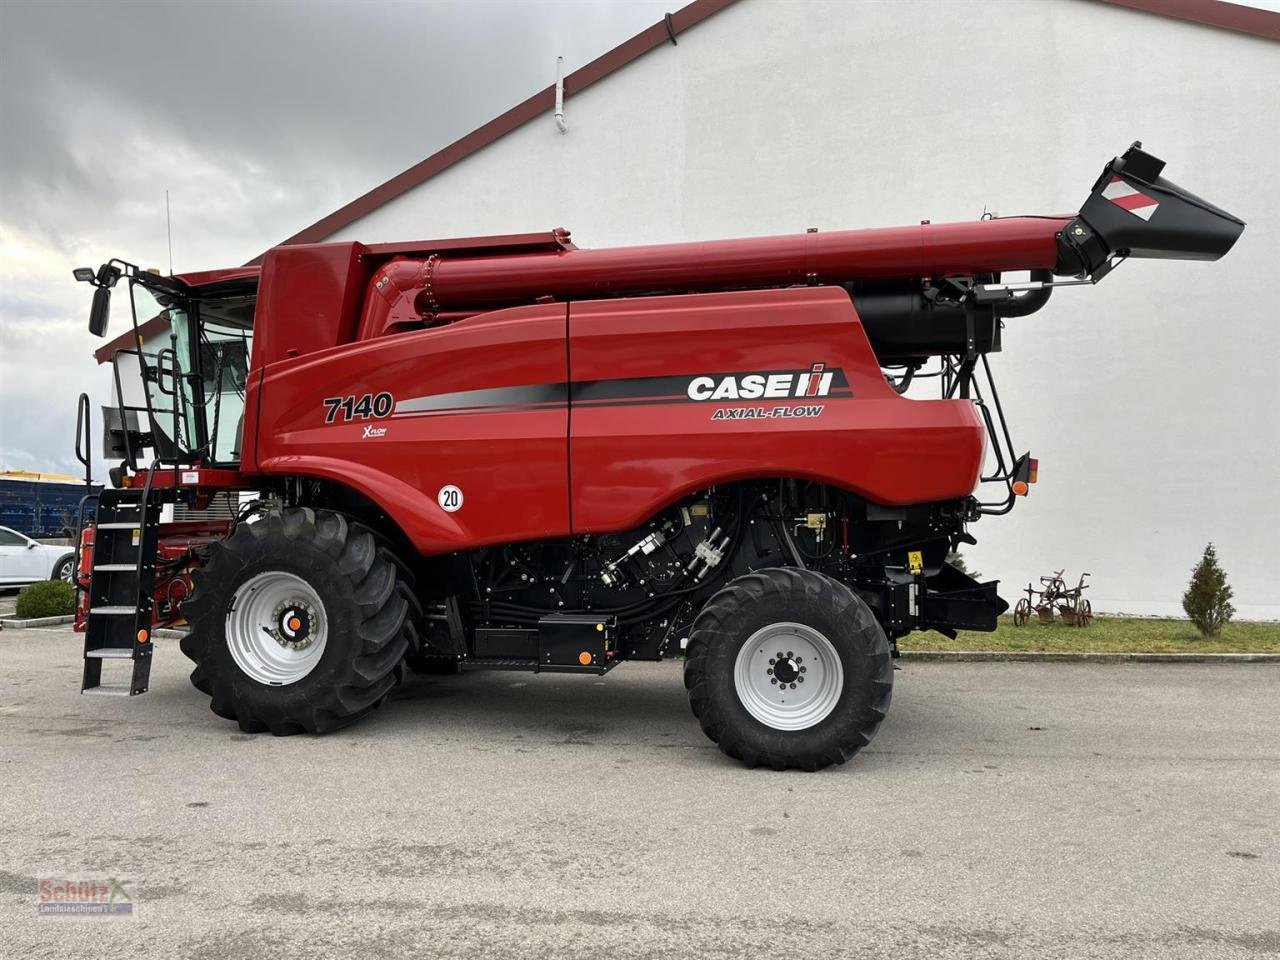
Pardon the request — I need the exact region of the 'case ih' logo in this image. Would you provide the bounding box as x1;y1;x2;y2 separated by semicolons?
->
687;364;836;401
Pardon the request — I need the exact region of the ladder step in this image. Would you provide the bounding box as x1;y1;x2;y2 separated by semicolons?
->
96;522;141;530
93;564;138;572
85;648;134;659
89;606;138;616
82;685;133;697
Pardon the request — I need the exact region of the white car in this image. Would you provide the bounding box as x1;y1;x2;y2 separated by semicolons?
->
0;526;76;585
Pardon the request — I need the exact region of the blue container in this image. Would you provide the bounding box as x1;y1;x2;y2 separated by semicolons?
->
0;477;102;539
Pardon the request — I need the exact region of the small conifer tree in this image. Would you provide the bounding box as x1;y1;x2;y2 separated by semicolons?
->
946;550;979;580
1182;542;1234;638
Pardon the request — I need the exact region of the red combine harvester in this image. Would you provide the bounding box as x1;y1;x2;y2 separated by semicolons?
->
71;143;1241;769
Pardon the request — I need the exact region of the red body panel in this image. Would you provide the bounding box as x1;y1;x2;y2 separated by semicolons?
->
246;288;981;555
568;288;984;531
254;303;570;551
255;243;372;367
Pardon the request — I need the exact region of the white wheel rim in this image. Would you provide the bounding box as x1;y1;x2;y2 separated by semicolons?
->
59;560;75;583
733;622;844;731
225;571;328;685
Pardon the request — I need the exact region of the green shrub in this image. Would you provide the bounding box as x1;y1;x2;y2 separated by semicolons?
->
14;580;77;619
1182;542;1235;638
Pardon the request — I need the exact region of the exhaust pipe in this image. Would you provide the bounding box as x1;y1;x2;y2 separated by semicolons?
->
1057;142;1245;278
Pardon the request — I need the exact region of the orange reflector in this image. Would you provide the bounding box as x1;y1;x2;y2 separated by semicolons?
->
1012;480;1030;496
578;651;593;666
1029;458;1039;484
136;629;149;644
288;617;302;631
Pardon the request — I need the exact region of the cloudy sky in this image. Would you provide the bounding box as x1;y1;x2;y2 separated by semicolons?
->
0;0;670;478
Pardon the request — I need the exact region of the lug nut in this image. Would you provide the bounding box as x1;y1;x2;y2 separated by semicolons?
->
769;658;776;665
770;678;778;685
766;668;773;675
789;683;796;690
776;652;784;659
799;666;807;673
798;677;804;683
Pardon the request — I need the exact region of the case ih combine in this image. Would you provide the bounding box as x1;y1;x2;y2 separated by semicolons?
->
71;144;1241;770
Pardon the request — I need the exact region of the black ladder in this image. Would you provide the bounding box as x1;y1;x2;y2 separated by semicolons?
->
81;480;160;697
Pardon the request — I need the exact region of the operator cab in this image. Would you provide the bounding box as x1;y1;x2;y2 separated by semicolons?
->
74;262;257;478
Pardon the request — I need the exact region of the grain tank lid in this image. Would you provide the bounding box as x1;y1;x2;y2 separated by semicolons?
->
362;228;577;260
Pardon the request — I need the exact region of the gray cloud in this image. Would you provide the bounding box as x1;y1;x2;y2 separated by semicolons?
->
0;0;670;475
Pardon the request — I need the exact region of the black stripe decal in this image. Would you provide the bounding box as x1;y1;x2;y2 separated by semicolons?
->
393;368;853;416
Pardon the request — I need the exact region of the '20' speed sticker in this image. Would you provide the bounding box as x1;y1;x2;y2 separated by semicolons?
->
437;485;464;513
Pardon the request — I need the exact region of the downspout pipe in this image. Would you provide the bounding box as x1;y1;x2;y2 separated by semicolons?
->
554;56;567;134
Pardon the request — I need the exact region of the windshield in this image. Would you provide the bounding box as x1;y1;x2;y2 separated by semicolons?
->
106;279;254;469
120;283;197;462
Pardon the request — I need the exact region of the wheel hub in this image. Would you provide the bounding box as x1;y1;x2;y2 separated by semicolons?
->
271;603;315;650
772;655;801;684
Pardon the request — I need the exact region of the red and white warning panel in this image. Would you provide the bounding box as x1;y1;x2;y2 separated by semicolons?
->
1101;176;1159;221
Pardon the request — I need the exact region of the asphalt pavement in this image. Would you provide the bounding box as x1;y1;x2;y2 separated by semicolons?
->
2;621;1277;959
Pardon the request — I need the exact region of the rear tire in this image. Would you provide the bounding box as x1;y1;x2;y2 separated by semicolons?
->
180;509;410;735
684;567;892;771
52;554;75;583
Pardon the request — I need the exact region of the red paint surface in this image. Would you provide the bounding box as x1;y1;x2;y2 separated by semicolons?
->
568;288;984;531
255;303;571;550
255;242;371;367
247;288;982;555
368;216;1069;317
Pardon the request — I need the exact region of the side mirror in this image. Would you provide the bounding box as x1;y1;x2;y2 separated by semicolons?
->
89;285;111;337
27;541;38;549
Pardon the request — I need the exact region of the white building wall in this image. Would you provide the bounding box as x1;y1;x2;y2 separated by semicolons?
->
327;0;1280;618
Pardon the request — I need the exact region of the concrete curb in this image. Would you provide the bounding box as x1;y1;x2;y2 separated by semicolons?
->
899;650;1280;663
0;615;76;629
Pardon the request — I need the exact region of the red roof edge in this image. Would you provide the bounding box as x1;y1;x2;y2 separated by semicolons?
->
250;0;738;264
1093;0;1280;41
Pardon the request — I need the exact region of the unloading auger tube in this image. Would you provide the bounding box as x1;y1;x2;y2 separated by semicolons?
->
358;142;1244;338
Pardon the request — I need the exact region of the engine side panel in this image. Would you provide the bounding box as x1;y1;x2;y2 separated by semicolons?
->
568;287;984;533
254;303;570;552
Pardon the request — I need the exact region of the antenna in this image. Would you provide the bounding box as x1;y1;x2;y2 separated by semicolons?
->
166;190;173;275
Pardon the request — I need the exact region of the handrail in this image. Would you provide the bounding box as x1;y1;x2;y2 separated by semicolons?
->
74;393;92;489
73;392;96;584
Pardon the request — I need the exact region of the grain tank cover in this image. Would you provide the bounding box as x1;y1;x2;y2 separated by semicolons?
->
1058;142;1245;278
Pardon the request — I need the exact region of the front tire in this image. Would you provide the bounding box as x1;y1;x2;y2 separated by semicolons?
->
684;567;893;771
180;509;410;735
